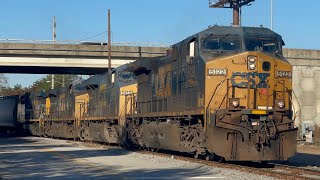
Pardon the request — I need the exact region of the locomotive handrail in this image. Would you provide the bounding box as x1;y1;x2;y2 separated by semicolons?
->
205;79;227;128
125;93;137;116
290;87;302;124
206;79;226;113
210;78;252;110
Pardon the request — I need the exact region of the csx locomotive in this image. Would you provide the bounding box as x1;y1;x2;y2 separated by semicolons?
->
18;26;298;162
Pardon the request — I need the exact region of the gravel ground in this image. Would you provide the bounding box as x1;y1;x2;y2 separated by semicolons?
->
0;137;277;180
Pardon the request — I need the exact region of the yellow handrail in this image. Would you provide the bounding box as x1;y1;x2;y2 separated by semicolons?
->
206;79;226;112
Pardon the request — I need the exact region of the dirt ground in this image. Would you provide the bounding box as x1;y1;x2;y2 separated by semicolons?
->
298;143;320;155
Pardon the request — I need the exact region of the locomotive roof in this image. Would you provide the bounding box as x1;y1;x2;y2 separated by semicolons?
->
81;74;107;88
204;26;280;37
46;89;60;97
30;91;46;98
177;26;283;45
127;57;165;75
129;26;283;74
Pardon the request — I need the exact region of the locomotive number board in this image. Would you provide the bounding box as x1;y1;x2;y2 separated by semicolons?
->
121;91;133;96
276;71;292;78
208;68;228;76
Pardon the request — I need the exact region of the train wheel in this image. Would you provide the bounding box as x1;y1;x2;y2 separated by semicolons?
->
194;152;203;159
194;153;199;159
217;156;225;163
205;153;214;161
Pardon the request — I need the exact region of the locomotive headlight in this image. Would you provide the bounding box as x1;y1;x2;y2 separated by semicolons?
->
248;56;257;63
230;98;240;109
247;56;257;70
249;63;256;70
232;100;239;108
277;101;285;109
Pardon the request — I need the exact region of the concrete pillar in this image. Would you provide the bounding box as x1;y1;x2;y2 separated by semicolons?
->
314;69;320;127
299;66;317;127
292;66;302;127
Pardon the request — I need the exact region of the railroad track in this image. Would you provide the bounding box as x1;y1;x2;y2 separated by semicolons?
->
53;138;320;180
269;164;320;180
137;149;320;180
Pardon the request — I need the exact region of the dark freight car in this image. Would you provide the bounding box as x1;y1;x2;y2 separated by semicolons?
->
0;95;19;135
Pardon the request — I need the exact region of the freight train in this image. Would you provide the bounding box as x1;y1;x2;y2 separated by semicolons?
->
15;26;298;162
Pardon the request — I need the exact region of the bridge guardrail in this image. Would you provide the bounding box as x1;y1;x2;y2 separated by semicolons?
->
0;39;170;47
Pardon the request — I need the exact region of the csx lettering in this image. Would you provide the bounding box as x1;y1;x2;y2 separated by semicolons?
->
231;72;270;88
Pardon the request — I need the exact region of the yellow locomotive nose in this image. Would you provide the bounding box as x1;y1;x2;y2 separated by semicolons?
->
208;52;291;111
205;51;296;161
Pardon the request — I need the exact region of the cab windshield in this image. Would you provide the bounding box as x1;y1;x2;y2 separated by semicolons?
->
245;37;280;54
202;36;241;51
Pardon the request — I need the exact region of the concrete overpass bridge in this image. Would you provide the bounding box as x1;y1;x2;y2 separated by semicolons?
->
0;40;168;74
0;40;318;76
1;39;320;135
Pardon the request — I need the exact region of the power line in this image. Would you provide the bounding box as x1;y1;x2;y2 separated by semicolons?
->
78;31;107;42
39;30;108;51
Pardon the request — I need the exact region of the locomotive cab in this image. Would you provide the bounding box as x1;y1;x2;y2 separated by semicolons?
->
202;26;298;161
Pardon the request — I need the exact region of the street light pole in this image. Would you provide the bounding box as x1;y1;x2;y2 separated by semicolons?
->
62;76;65;87
51;75;54;89
47;80;63;87
108;9;112;76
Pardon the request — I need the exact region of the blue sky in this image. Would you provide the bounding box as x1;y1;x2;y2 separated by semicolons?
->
1;0;319;87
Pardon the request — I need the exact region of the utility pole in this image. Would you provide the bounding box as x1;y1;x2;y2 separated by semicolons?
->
239;7;242;26
62;75;65;88
108;9;112;75
209;0;255;26
52;16;56;89
271;0;273;30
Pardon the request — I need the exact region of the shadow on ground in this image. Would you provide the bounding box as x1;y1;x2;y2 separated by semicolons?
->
276;152;320;167
0;137;215;180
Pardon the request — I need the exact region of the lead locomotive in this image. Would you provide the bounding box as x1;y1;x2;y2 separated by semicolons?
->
126;26;297;161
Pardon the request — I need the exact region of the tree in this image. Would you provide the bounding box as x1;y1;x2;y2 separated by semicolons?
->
0;74;81;96
30;74;80;92
0;84;28;96
12;84;25;95
0;74;11;96
0;74;8;88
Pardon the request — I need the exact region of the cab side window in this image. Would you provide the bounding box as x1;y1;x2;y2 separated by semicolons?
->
187;38;196;64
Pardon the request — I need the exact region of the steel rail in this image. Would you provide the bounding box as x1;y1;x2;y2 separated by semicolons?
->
139;149;320;180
